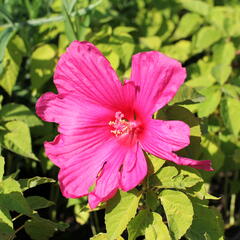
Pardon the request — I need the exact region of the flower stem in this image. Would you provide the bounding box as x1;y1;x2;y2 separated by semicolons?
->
229;170;239;226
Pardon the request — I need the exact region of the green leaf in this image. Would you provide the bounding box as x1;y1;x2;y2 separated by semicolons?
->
0;28;16;75
90;233;123;240
186;59;216;88
173;13;203;40
0;156;4;181
110;32;135;68
185;200;224;240
177;0;210;17
74;205;89;225
145;212;171;240
150;166;202;190
0;177;32;216
0;221;14;240
26;196;55;210
198;87;221;118
221;98;240;136
0;206;13;229
146;153;165;174
107;51;120;70
146;190;159;211
0;36;25;95
0;103;43;127
212;41;235;65
140;36;162;50
162;40;191;62
30;44;57;90
1;121;37;160
128;210;152;240
160;190;194;240
201;136;224;175
193;26;221;53
62;0;77;41
128;210;171;240
222;84;240;98
24;215;68;240
212;65;231;85
169;84;204;105
105;189;141;240
19;176;55;192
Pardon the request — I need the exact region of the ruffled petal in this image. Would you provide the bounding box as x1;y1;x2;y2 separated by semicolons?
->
130;51;186;115
88;142;128;208
58;139;121;199
141;119;213;171
120;143;147;191
54;41;134;110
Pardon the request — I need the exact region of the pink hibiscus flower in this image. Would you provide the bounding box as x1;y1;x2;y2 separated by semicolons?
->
36;41;212;208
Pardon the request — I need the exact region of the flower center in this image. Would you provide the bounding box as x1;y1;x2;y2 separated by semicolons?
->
109;111;139;137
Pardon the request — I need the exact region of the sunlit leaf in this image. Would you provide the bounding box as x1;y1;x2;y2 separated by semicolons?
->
221;97;240;136
145;212;171;240
90;233;123;240
150;166;202;190
173;13;203;40
1;121;37;160
212;65;231;85
186;200;224;240
0;156;4;181
105;189;141;240
212;41;235;65
198;87;221;117
192;26;221;53
160;190;194;240
0;103;43;127
177;0;210;16
0;36;25;95
162;40;191;62
0;177;32;216
30;44;57;90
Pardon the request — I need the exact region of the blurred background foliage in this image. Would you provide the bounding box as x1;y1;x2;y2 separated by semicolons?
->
0;0;240;239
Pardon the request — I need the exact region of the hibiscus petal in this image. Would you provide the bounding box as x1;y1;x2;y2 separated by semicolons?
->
88;142;128;208
130;51;186;115
54;41;128;109
141;119;213;171
36;92;115;167
59;139;121;199
120;143;147;191
143;119;191;152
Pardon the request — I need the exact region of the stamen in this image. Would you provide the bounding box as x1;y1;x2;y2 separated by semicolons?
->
109;111;136;137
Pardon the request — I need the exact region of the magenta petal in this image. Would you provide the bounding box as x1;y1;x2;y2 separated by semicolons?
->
58;139;120;199
36;92;117;168
88;143;127;208
141;119;213;171
54;41;125;108
130;51;186;115
143;119;191;152
120;144;147;191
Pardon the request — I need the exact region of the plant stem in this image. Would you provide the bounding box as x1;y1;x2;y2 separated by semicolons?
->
0;0;102;29
9;225;24;240
93;211;100;233
12;213;23;222
90;213;97;236
229;170;239;226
